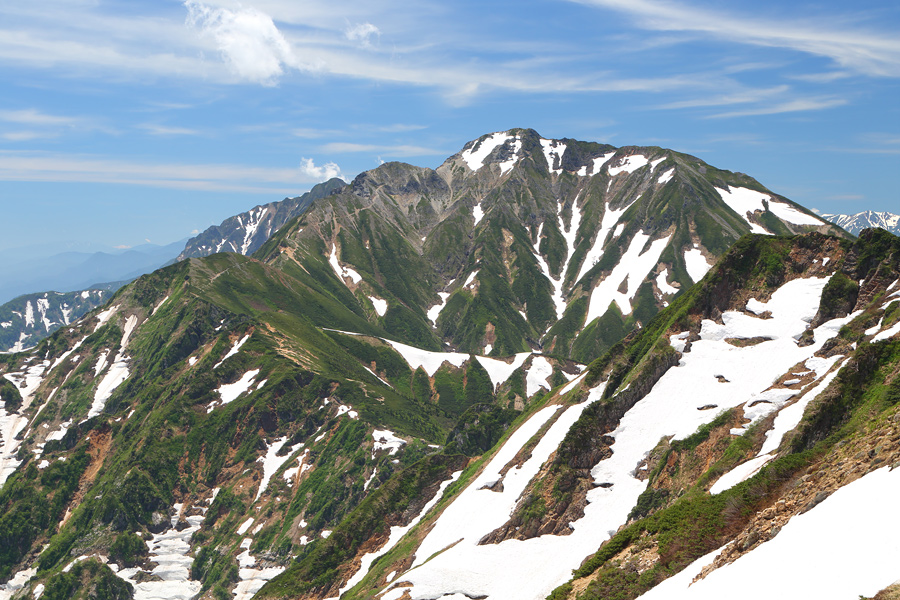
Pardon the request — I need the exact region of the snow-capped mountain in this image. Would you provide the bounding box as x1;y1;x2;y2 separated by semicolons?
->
0;289;110;352
2;130;894;600
822;210;900;235
177;178;346;260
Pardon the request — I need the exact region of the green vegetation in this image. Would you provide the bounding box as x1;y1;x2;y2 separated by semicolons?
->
258;452;467;598
39;558;133;600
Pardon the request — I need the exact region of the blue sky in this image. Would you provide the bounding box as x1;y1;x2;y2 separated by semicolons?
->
1;0;898;253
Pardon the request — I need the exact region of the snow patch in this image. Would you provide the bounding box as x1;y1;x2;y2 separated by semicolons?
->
93;305;119;332
210;369;260;412
576;200;630;282
525;356;554;397
657;167;675;185
372;429;406;458
585;232;672;323
118;504;203;600
540;138;567;174
368;296;388;317
684;246;712;283
329;243;363;284
427;292;451;326
214;333;250;369
383;339;469;376
608;154;649;176
656;268;679;295
472;202;485;226
461;132;514;171
475;353;532;390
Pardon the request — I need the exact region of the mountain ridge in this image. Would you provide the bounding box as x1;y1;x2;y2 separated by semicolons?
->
0;130;890;600
822;210;900;236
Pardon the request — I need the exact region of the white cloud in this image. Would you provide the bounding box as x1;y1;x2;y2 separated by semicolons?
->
184;0;301;85
299;158;344;181
345;22;380;47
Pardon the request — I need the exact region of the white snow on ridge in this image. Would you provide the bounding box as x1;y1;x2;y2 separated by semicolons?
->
592;152;616;175
644;466;900;600
585;232;672;324
872;320;900;343
497;137;522;174
214;333;250;369
233;538;286;600
93;305;119;332
476;353;531;390
657;167;675;185
152;295;170;315
240;206;266;255
541;139;567;175
24;301;34;328
461;132;514;171
576;200;630;283
717;186;824;232
1;360;49;486
87;315;139;421
684;246;713;283
608;154;649;176
383;340;468;377
533;197;583;322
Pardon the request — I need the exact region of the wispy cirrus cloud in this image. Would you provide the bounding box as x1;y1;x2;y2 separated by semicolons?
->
138;124;201;136
0;109;82;126
706;97;848;118
570;0;900;77
0;151;346;192
345;23;380;48
319;142;448;156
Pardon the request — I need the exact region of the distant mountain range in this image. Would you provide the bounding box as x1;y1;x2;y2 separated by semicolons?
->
821;210;900;235
0;239;188;306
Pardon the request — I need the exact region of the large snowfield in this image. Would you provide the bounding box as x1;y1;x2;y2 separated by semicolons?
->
374;274;874;600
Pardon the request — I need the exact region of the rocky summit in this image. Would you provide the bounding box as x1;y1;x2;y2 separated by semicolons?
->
1;131;897;600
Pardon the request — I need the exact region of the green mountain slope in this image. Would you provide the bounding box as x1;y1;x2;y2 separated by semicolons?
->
0;130;870;600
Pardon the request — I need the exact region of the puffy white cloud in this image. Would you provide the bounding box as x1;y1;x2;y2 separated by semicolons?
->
184;0;298;85
345;22;380;47
299;158;344;181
